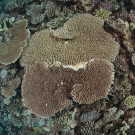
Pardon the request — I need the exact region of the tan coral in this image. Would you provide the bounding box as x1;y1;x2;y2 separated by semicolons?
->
20;14;119;67
0;19;30;65
132;53;135;66
71;59;114;104
1;77;20;98
21;62;76;117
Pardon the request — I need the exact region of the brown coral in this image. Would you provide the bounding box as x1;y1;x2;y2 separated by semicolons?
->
0;19;30;65
71;59;114;104
20;14;119;67
1;77;20;98
107;18;129;35
114;55;128;72
21;62;77;117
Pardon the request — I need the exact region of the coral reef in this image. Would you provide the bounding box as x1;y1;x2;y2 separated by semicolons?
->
1;0;135;134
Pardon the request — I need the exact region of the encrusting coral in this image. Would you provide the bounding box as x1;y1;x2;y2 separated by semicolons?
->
71;59;114;104
0;19;30;65
20;14;119;67
22;62;75;117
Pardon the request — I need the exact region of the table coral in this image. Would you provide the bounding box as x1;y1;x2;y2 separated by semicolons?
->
21;14;119;67
22;62;74;117
71;59;114;104
0;19;30;65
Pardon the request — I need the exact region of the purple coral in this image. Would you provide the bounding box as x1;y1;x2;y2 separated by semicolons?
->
98;1;113;11
128;10;135;23
91;0;101;5
80;111;101;123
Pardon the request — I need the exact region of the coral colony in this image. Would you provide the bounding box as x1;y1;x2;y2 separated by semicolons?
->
1;0;135;135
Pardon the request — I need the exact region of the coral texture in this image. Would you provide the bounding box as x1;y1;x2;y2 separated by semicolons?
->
1;78;20;98
21;14;119;67
95;107;124;129
80;111;101;123
107;18;129;35
44;1;57;20
114;55;128;72
124;95;135;109
5;0;33;11
0;19;30;65
27;4;44;24
81;121;98;135
132;53;135;66
53;108;77;133
22;62;75;117
94;8;112;22
71;59;114;104
128;10;135;23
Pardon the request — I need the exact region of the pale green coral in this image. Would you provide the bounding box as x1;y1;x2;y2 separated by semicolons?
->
95;8;112;22
124;95;135;109
130;22;135;30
